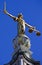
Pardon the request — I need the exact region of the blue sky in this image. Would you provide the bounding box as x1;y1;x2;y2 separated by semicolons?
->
0;0;42;65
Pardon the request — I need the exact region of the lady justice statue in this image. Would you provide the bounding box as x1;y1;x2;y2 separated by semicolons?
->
4;2;41;65
4;2;40;36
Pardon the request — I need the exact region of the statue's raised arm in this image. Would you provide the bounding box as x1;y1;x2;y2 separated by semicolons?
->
4;2;17;21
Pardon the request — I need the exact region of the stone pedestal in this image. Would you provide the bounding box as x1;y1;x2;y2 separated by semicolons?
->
4;34;40;65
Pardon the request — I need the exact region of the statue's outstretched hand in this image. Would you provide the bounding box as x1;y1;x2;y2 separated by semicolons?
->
4;10;7;14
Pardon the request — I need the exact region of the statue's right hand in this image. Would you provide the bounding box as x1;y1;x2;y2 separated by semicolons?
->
4;10;7;14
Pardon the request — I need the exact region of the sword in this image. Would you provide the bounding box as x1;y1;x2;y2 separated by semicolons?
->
4;1;6;11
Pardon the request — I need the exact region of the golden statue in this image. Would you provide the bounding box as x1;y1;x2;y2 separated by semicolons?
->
4;2;41;36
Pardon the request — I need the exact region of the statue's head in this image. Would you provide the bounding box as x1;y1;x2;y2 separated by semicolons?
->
18;13;23;19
